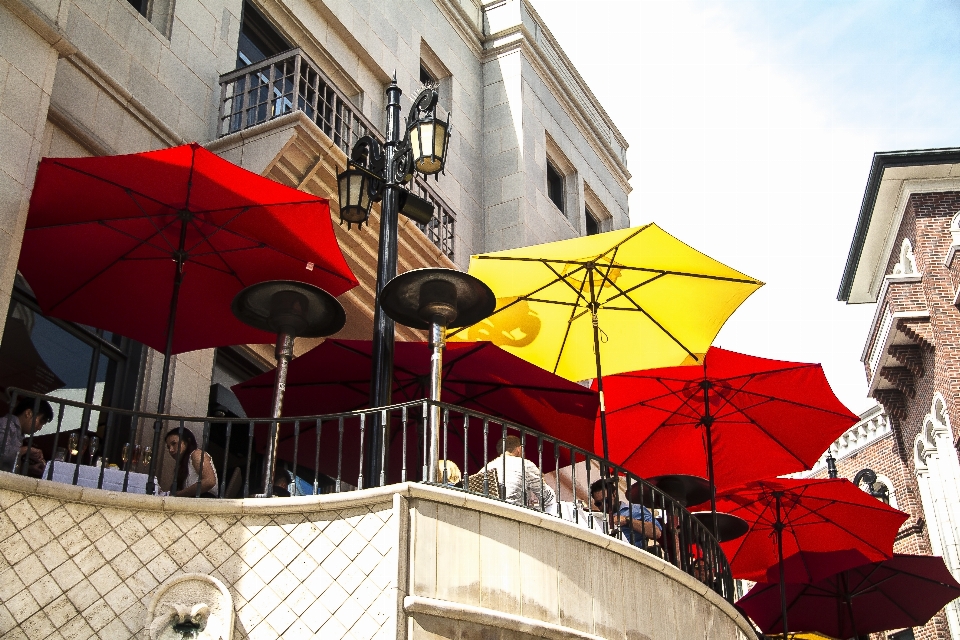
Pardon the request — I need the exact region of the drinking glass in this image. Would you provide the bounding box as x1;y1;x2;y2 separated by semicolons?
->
121;443;131;470
131;444;142;467
142;447;152;467
67;434;78;462
88;437;99;465
80;436;89;464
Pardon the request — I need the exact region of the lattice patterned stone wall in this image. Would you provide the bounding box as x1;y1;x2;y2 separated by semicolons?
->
0;483;398;640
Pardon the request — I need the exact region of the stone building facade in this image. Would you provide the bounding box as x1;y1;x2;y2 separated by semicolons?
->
0;0;630;467
838;148;960;640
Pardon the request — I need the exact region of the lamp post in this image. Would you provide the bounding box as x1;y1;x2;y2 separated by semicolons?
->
336;79;451;486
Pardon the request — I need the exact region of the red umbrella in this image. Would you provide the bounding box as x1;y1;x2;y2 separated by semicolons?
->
715;478;908;638
738;555;960;638
232;339;600;482
596;348;859;525
20;143;357;359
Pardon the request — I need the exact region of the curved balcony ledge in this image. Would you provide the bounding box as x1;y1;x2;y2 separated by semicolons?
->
0;472;752;640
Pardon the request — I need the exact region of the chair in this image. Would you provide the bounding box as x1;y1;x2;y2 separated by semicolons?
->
467;468;500;498
224;467;243;499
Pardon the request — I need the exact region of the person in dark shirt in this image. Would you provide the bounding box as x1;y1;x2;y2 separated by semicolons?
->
0;398;52;476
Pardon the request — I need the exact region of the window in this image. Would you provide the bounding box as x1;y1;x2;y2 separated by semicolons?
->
126;0;147;17
0;274;144;448
547;161;564;212
420;64;435;86
237;1;291;68
585;208;600;236
888;630;915;640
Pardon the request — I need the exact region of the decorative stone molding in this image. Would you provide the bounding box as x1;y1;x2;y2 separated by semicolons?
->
945;211;960;268
890;238;920;277
809;407;893;473
147;574;234;640
913;392;960;639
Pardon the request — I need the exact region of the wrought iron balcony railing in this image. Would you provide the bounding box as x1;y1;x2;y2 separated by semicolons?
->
6;388;733;601
218;49;456;261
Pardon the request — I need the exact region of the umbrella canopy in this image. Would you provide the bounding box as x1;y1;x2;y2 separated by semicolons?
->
716;478;907;638
717;478;908;583
232;339;599;486
598;348;859;493
232;339;599;450
454;224;762;381
19;143;358;355
452;223;762;458
738;555;960;638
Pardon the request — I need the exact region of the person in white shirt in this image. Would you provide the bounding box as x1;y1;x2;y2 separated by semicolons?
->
483;435;556;512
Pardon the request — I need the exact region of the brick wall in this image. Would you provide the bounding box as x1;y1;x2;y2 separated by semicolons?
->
854;191;960;640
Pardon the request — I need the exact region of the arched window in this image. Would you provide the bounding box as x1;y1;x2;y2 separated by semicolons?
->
913;392;960;637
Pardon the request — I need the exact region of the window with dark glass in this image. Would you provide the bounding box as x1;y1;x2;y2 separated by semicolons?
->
0;274;144;458
546;161;564;212
420;64;435;85
237;1;291;68
585;208;600;236
126;0;147;17
888;630;915;640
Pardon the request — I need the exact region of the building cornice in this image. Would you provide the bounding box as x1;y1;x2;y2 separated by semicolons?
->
482;22;632;195
839;147;960;303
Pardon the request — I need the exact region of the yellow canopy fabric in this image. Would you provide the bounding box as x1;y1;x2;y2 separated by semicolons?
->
786;634;839;640
451;224;763;382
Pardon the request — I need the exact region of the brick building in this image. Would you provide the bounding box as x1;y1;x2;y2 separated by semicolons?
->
837;148;960;640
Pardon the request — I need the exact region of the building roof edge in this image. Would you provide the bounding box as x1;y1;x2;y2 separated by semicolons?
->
838;147;960;302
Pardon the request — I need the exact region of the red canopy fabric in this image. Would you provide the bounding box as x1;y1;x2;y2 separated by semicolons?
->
595;348;859;491
232;339;600;483
738;555;960;637
19;143;358;354
714;478;908;582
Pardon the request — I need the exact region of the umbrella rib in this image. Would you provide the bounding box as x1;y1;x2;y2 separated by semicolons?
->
551;268;591;374
542;260;593;304
474;255;759;284
43;222;179;312
446;273;569;339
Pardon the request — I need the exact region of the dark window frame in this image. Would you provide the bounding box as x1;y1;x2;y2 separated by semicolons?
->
546;160;564;213
237;1;291;68
585;208;600;236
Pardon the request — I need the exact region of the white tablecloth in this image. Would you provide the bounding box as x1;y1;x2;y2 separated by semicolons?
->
43;462;155;494
558;501;607;533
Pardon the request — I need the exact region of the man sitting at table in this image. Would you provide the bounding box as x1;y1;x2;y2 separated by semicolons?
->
0;398;52;476
483;435;556;512
590;478;661;550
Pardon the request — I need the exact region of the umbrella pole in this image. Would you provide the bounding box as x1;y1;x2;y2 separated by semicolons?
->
146;221;188;495
841;573;862;640
774;492;789;640
587;269;610;460
263;331;294;497
701;377;719;540
427;319;446;483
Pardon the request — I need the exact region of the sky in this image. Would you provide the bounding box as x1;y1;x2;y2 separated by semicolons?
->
531;0;960;414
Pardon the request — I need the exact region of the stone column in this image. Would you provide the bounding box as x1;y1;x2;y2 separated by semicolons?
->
0;0;72;338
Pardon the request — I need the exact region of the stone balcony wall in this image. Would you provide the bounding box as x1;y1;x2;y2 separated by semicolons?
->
0;473;753;639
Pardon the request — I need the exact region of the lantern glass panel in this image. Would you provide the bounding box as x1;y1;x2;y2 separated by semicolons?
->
411;120;447;175
338;169;371;224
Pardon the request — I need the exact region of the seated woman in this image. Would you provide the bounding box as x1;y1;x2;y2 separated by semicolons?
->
164;427;219;498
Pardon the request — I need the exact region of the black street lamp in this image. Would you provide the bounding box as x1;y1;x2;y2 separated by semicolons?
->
336;79;451;486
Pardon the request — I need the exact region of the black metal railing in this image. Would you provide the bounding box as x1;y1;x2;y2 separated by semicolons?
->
4;388;733;601
217;49;456;261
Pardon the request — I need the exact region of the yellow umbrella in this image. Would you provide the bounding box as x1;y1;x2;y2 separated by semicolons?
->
450;223;763;457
